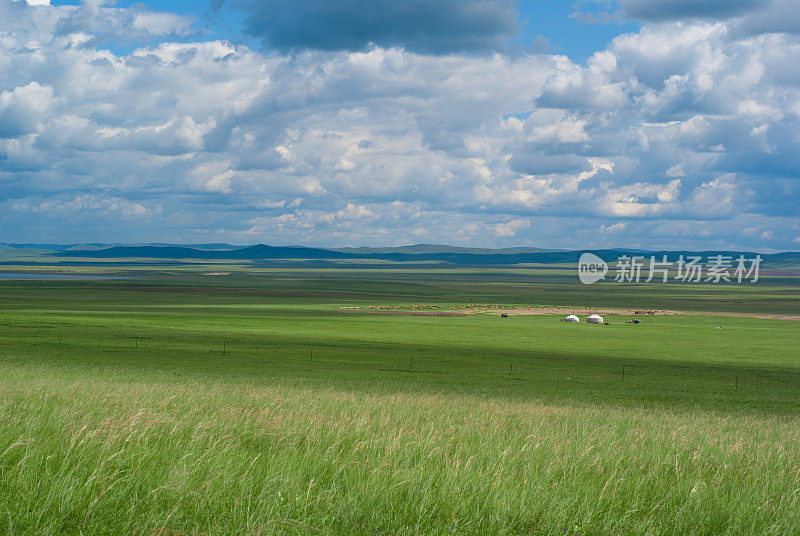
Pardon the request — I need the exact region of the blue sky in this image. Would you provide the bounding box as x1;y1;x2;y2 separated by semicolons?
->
2;0;800;250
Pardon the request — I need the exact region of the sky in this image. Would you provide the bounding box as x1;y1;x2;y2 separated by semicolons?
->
1;0;799;250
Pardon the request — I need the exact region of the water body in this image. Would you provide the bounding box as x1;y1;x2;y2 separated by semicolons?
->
0;273;133;280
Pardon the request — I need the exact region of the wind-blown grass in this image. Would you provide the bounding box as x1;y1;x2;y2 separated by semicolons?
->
3;375;799;535
1;274;800;535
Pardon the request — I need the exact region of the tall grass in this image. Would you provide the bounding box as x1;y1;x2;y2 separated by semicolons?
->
1;277;800;535
2;371;799;535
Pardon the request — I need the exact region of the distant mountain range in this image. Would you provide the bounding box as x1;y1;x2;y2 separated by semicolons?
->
0;243;793;266
0;243;243;251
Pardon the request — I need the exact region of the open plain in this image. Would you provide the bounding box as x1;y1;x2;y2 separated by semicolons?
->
1;257;800;535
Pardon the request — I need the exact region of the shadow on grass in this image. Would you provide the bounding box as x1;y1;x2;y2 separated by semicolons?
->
3;327;799;418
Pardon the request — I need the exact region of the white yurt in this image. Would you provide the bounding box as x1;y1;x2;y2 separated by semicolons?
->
587;314;604;324
562;315;580;323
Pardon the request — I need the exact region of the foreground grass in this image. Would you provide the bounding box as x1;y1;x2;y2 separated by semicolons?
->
1;275;800;535
3;372;800;536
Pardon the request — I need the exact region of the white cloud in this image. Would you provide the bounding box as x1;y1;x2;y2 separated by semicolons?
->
131;10;194;36
12;194;153;218
0;0;798;249
599;222;626;233
0;82;55;138
490;218;530;237
598;179;681;217
618;0;800;38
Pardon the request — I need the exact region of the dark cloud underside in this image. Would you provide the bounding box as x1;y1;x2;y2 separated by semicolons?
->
236;0;519;53
621;0;766;21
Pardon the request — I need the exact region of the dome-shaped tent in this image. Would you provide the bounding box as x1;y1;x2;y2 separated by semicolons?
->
587;314;603;324
562;315;579;323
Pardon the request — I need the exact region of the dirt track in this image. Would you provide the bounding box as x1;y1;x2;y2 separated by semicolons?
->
701;312;800;321
339;305;800;321
480;306;687;316
483;307;800;321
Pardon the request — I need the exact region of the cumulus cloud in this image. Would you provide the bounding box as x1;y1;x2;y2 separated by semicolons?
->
617;0;800;36
0;0;798;249
225;0;519;54
54;1;194;41
490;218;530;237
730;0;800;36
12;194;152;217
508;153;592;175
599;222;626;233
0;82;54;138
620;0;765;21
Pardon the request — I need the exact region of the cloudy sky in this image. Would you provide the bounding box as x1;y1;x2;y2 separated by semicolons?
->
1;0;799;250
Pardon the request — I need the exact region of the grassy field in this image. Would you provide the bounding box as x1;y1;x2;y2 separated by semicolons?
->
1;267;800;535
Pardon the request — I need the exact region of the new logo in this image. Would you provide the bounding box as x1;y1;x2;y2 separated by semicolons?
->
578;252;608;285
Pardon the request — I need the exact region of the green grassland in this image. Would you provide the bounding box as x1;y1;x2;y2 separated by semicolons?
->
1;266;800;535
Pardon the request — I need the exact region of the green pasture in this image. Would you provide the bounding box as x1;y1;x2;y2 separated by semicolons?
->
2;264;800;313
1;271;799;535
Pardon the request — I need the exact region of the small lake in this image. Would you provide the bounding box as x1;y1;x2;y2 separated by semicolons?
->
0;273;134;280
